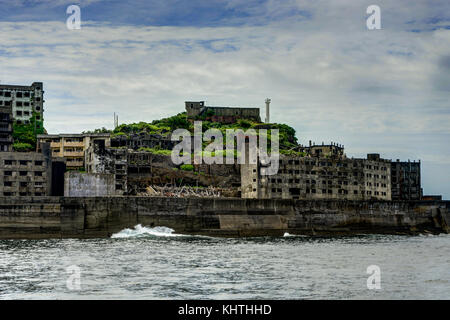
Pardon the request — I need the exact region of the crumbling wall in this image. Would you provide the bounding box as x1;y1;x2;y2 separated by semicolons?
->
64;171;116;197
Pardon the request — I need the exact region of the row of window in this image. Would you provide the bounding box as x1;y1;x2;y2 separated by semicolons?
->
3;181;44;187
4;160;44;166
3;192;44;196
1;171;44;176
0;91;33;98
0;97;41;102
366;173;388;179
274;188;389;196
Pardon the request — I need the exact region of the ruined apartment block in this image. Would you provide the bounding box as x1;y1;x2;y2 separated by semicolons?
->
242;152;392;201
37;133;111;171
391;160;422;200
111;133;176;151
0;82;44;125
0;147;52;197
0;105;13;152
85;139;128;195
185;101;261;123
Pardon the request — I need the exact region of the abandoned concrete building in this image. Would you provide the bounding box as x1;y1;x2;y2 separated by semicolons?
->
300;141;345;158
391;160;422;200
37;133;111;170
185;101;261;123
0;105;13;152
241;151;392;201
0;82;44;125
84;137;241;196
85;139;128;195
0;143;55;197
110;133;176;151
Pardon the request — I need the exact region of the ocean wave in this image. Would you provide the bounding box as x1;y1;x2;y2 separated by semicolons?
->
111;224;183;238
283;232;308;238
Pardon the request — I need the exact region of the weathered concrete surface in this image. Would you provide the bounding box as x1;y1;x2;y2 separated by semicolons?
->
0;197;448;239
64;172;116;197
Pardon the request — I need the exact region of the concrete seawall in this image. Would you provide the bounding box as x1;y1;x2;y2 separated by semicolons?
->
0;197;448;239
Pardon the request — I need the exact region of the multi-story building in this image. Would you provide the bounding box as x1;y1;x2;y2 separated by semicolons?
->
111;133;175;151
85;138;127;194
301;141;345;158
37;133;111;170
241;153;392;201
0;105;13;152
0;144;52;197
391;160;421;200
186;101;261;123
0;82;44;126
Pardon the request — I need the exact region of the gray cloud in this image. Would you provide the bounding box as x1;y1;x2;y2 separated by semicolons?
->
0;1;449;198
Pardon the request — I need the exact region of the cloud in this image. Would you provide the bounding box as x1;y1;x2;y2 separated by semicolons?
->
0;0;449;198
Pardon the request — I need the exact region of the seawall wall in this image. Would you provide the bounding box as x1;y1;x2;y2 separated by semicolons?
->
0;197;448;238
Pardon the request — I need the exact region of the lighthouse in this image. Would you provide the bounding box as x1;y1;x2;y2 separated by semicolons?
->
265;98;271;123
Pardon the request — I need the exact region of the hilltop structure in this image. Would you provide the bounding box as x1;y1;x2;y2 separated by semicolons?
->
185;101;261;123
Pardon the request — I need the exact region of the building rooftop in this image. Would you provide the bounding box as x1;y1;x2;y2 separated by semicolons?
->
37;133;111;138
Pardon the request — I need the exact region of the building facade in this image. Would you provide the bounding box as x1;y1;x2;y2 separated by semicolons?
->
37;133;111;170
0;105;13;152
0;145;52;197
85;139;127;195
111;133;175;151
241;153;392;201
185;101;261;123
0;82;44;126
391;160;421;200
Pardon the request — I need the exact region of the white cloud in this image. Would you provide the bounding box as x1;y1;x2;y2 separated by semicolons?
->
0;1;449;197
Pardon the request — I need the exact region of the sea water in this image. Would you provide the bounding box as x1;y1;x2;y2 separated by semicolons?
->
0;225;448;299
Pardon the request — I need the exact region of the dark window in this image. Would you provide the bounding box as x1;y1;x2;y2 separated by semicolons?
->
20;171;27;176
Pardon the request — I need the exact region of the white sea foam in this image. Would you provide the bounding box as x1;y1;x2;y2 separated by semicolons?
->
283;232;307;238
111;224;183;238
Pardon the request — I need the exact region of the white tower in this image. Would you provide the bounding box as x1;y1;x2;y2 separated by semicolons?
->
265;98;271;123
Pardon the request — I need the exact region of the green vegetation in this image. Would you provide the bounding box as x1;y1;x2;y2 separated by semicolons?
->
12;142;34;152
82;127;111;134
280;150;307;156
137;147;172;155
92;111;300;154
180;164;194;171
12;112;45;152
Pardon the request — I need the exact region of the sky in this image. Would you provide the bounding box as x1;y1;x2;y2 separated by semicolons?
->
0;0;449;198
